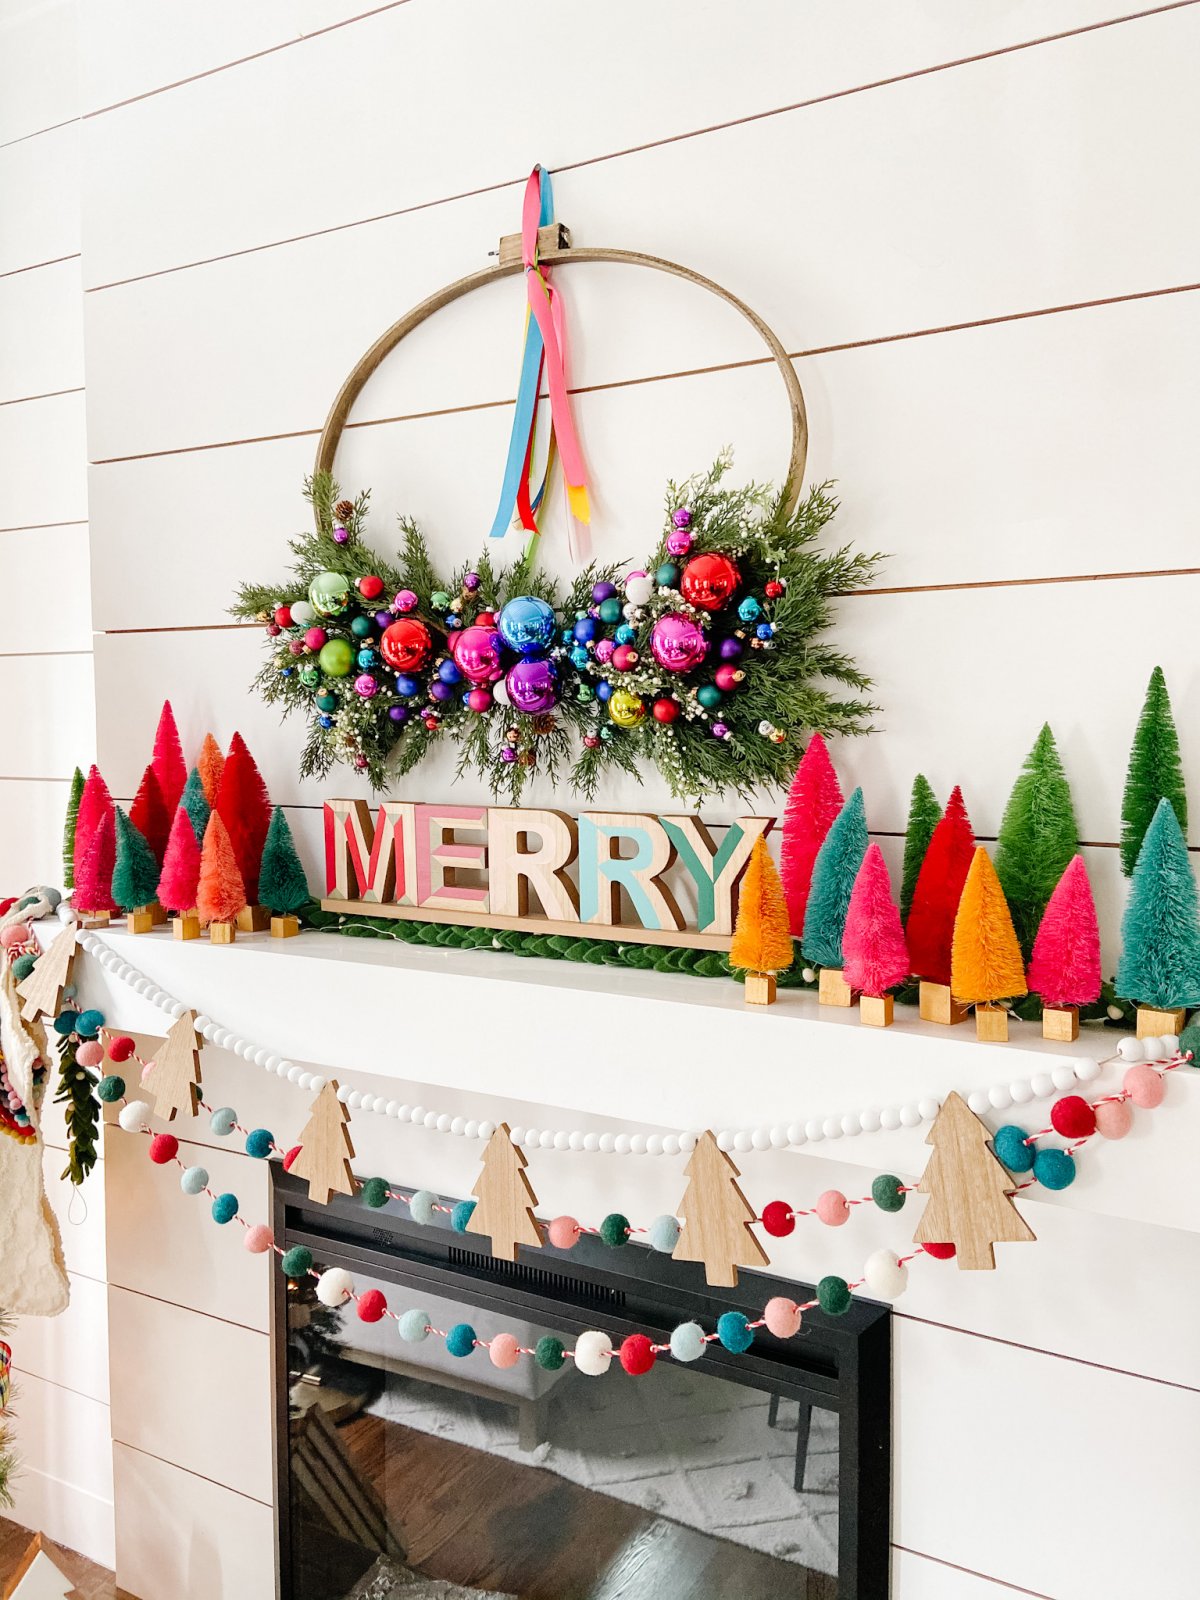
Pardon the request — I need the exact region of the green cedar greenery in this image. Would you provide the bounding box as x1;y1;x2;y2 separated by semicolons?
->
801;786;869;968
233;456;881;801
55;1034;101;1185
180;765;211;843
1121;666;1188;877
111;808;160;911
1116;797;1200;1009
993;724;1079;958
62;766;85;891
899;774;940;923
259;807;310;915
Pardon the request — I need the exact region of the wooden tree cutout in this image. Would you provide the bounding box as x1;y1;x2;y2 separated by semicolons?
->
672;1130;769;1287
0;1532;80;1599
141;1011;203;1121
290;1080;356;1205
466;1123;542;1261
16;925;77;1024
913;1092;1036;1270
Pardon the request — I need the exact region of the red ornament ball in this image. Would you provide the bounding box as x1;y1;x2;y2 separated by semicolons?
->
611;644;639;672
107;1035;136;1063
380;618;434;672
764;580;784;599
283;1145;302;1171
1049;1095;1096;1139
761;1200;795;1237
148;1133;179;1165
357;574;385;601
921;1242;957;1260
273;604;293;628
357;1289;387;1323
423;715;440;731
679;551;740;611
652;698;680;724
619;1334;657;1375
474;610;498;627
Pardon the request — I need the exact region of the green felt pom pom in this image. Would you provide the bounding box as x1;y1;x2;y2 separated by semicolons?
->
97;1075;125;1103
10;953;35;981
599;1212;630;1247
361;1177;389;1209
818;1275;852;1316
1179;1017;1200;1064
535;1336;565;1371
281;1246;313;1276
871;1174;906;1212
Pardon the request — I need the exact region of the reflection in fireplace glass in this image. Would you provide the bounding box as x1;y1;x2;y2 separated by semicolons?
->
286;1263;839;1599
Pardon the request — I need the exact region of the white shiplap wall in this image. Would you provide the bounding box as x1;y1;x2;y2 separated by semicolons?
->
6;1;1200;1595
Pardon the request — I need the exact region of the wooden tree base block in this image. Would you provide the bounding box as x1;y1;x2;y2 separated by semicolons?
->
1042;1005;1079;1042
1136;1005;1186;1039
237;903;271;933
919;981;969;1026
173;912;201;941
818;967;853;1007
127;909;155;935
271;915;301;939
80;910;111;929
974;1003;1009;1043
210;921;237;945
743;971;776;1006
151;900;169;925
860;994;894;1028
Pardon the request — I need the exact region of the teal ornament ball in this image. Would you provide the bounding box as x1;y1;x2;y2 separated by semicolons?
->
993;1125;1035;1174
361;1177;389;1209
818;1275;852;1315
716;1312;753;1353
871;1174;907;1212
398;1308;430;1342
599;1212;630;1247
211;1193;239;1225
409;1188;437;1226
351;615;372;638
319;638;354;677
210;1106;238;1137
180;1165;208;1196
1033;1148;1076;1190
598;597;623;625
737;596;761;623
535;1335;566;1370
648;1214;680;1252
450;1199;476;1233
97;1075;125;1103
445;1322;476;1358
655;562;679;588
315;692;338;713
669;1321;706;1362
697;684;723;710
1179;1016;1200;1064
309;570;352;617
281;1246;313;1277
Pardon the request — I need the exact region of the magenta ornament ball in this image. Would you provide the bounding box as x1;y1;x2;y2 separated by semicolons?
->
1123;1062;1165;1109
354;673;379;698
466;688;492;713
595;638;615;665
666;528;693;557
452;625;504;684
714;664;740;691
304;626;327;652
393;589;418;613
650;612;707;673
764;1297;802;1338
506;656;559;714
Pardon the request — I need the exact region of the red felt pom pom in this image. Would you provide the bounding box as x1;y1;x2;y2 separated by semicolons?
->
761;1200;795;1238
282;1145;302;1171
921;1242;956;1260
107;1035;136;1063
148;1133;179;1165
357;1289;387;1323
619;1334;656;1376
357;575;385;601
1050;1095;1096;1139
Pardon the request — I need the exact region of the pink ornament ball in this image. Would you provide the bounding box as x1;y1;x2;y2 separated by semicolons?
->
393;589;418;613
595;639;615;665
1123;1062;1165;1109
288;638;305;656
714;664;741;692
357;1289;387;1323
1094;1099;1133;1139
76;1040;104;1068
764;1297;802;1338
611;644;639;672
815;1189;850;1226
140;1061;154;1084
148;1133;179;1165
489;1332;521;1369
666;528;693;557
354;673;379;698
0;924;31;948
304;626;327;652
467;688;493;713
243;1224;274;1254
547;1215;581;1249
1049;1095;1096;1139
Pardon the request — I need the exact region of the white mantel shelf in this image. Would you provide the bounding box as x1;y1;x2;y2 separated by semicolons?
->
67;923;1199;1234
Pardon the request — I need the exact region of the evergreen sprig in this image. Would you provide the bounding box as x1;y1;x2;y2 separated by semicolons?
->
54;1036;101;1186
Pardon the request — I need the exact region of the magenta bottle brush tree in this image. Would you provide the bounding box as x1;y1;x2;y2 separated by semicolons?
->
1026;854;1101;1041
1116;797;1200;1034
843;843;909;1026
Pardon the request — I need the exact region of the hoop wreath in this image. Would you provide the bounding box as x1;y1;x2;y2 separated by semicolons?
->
234;243;880;800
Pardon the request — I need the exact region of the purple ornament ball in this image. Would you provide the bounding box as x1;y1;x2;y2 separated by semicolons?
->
672;507;693;529
650;613;708;674
388;705;408;724
719;636;743;661
500;747;518;764
712;721;730;740
666;528;693;558
393;589;418;613
429;680;454;703
591;581;617;604
374;609;392;630
354;673;379;698
506;656;559;714
463;572;481;593
333;525;349;545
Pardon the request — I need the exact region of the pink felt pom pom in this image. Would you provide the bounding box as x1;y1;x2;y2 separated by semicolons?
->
764;1297;802;1338
140;1062;154;1084
815;1189;850;1226
0;924;31;948
488;1332;521;1369
547;1215;581;1249
243;1225;273;1253
1094;1100;1133;1139
76;1040;104;1068
1123;1062;1165;1109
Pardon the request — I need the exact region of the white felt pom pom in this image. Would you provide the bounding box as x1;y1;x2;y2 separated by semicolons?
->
1161;1034;1180;1056
574;1330;613;1376
118;1100;152;1132
1030;1072;1055;1099
1051;1064;1077;1091
879;1107;901;1131
1075;1057;1102;1083
1009;1080;1033;1104
1117;1036;1143;1061
966;1091;989;1116
864;1249;909;1299
316;1268;354;1307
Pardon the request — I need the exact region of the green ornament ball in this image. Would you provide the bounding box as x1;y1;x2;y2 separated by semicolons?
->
97;1074;125;1102
315;692;338;713
361;1177;389;1208
281;1245;313;1276
319;639;355;677
430;590;451;611
656;561;680;587
309;570;352;618
10;953;35;981
598;597;623;625
298;665;320;688
817;1274;852;1316
535;1335;566;1370
871;1174;907;1212
599;1212;630;1247
697;684;723;710
577;685;595;703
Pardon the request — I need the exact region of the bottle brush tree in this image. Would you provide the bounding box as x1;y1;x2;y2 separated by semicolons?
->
778;732;844;936
215;732;272;900
196;812;247;927
1121;666;1187;877
729;837;794;976
259;807;310;917
950;847;1027;1005
905;785;975;984
159;806;203;914
1115;797;1200;1010
151;699;188;814
129;763;171;866
179;765;210;844
801;786;868;969
62;765;85;890
112;808;161;912
197;731;225;806
1027;855;1101;1011
72;765;114;887
899;774;941;923
993;724;1078;958
74;809;119;916
843;843;909;997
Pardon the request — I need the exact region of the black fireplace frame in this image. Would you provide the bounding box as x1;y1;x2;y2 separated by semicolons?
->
271;1167;891;1600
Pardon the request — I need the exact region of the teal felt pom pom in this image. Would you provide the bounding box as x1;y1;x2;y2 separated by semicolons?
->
281;1246;313;1276
361;1177;389;1209
871;1173;906;1212
716;1312;753;1353
97;1075;125;1103
599;1212;630;1247
994;1125;1035;1173
245;1128;274;1159
10;953;35;981
180;1165;208;1196
210;1107;237;1137
818;1275;852;1315
398;1309;430;1343
648;1214;681;1252
211;1193;239;1224
1033;1148;1076;1190
409;1188;437;1226
535;1335;565;1370
445;1322;476;1358
75;1008;105;1039
53;1010;79;1036
450;1199;476;1233
669;1322;706;1363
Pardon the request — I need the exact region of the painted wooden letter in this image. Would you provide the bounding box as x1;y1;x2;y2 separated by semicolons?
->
415;805;490;914
577;813;684;933
487;808;580;922
661;815;773;936
323;800;416;905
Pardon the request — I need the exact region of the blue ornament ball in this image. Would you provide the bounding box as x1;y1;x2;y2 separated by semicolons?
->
669;1321;706;1363
319;715;333;730
210;1106;238;1137
498;595;556;656
438;658;462;685
429;681;453;702
573;617;597;644
993;1125;1035;1173
180;1165;209;1196
755;622;774;641
409;1188;437;1226
450;1199;476;1233
648;1214;681;1253
716;1311;754;1353
398;1308;430;1342
1033;1148;1076;1190
445;1322;477;1358
245;1128;274;1160
595;680;612;702
395;674;419;697
211;1193;239;1225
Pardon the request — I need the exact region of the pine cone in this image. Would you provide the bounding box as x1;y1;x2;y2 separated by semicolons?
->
334;500;354;521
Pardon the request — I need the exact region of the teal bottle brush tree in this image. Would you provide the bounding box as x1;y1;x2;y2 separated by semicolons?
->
1116;797;1200;1038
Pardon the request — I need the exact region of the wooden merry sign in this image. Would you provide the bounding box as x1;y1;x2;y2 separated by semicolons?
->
322;800;773;949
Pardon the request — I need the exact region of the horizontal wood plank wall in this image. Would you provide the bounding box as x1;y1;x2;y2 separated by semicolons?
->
74;3;1200;1596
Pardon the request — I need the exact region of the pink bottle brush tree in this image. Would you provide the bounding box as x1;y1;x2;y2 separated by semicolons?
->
1027;854;1102;1012
779;733;844;938
843;843;909;1019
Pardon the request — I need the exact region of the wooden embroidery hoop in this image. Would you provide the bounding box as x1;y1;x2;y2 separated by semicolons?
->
312;232;809;526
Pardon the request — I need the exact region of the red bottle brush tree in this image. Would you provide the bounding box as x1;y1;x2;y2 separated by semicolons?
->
843;844;909;997
215;733;272;900
73;765;114;885
159;806;203;914
1027;855;1101;1011
778;733;844;937
151;700;188;815
74;810;120;916
129;764;170;866
197;732;225;807
196;812;247;927
905;785;975;984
